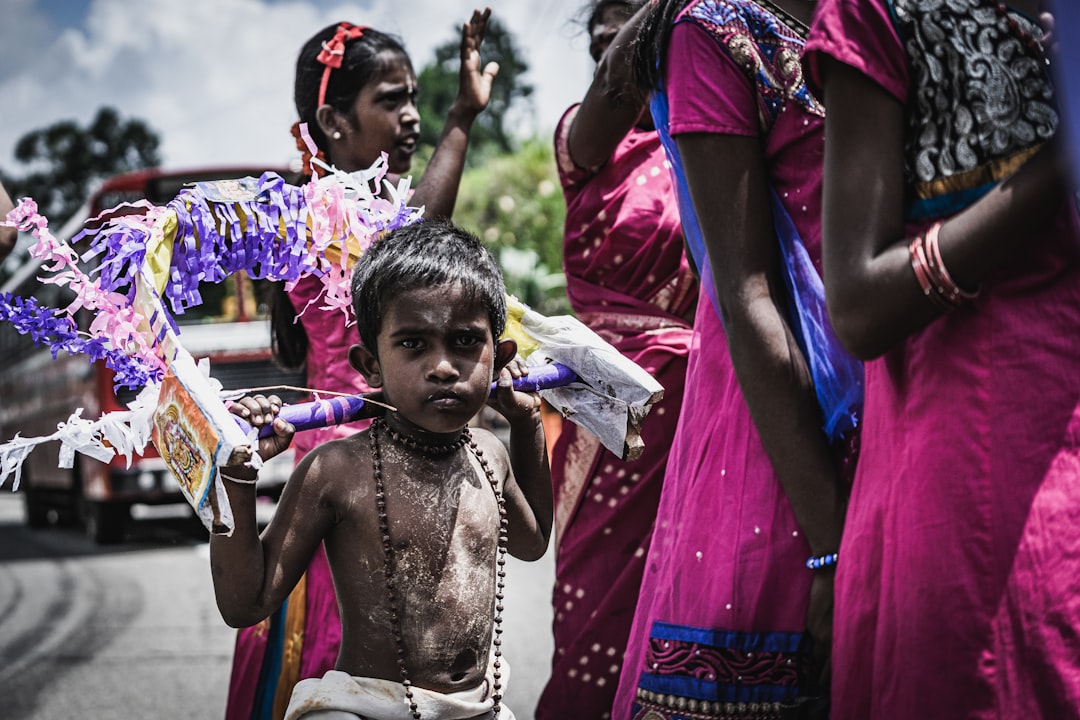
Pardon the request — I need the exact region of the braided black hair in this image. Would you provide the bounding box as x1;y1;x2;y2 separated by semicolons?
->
631;0;694;92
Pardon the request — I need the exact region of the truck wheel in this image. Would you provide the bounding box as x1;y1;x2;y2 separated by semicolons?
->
24;488;51;528
82;500;130;545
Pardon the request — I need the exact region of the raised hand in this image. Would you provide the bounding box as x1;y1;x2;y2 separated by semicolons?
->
488;364;542;424
456;7;500;117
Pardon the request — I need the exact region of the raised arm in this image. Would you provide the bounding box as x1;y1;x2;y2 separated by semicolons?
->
566;3;651;171
208;396;336;628
819;58;1072;360
676;130;846;664
411;7;499;219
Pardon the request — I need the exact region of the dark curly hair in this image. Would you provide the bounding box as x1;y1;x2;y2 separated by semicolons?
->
351;220;507;355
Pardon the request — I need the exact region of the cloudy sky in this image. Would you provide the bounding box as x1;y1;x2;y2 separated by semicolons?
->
0;0;596;175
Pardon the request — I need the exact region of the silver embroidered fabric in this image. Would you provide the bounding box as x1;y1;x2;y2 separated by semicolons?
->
891;0;1057;186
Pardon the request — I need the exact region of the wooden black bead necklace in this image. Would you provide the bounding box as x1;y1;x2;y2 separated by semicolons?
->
370;418;506;719
381;421;469;455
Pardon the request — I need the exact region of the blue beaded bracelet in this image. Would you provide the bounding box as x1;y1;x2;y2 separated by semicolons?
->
805;552;838;571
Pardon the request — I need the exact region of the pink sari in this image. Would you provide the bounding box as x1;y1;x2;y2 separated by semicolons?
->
225;274;370;720
534;105;696;720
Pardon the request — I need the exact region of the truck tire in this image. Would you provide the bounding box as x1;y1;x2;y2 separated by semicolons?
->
82;500;130;545
23;488;51;528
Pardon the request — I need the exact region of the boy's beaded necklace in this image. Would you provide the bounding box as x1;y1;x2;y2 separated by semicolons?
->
369;418;506;719
380;421;470;455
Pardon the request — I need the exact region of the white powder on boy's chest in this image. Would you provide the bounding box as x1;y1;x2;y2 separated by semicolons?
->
373;442;502;665
378;443;498;577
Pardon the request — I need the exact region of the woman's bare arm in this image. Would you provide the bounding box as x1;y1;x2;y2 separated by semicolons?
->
566;4;651;171
678;131;846;559
411;8;498;219
820;58;1072;359
676;131;846;669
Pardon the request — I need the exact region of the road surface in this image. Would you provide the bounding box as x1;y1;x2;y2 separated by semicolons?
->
0;493;555;719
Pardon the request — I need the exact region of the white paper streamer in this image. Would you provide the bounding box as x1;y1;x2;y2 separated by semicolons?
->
511;301;664;461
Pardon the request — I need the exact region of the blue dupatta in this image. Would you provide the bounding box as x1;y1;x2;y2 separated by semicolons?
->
650;88;862;440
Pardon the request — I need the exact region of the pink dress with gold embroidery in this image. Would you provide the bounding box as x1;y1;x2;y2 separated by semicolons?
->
614;2;836;718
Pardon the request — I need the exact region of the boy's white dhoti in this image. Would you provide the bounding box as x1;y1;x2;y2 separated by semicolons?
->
284;660;514;720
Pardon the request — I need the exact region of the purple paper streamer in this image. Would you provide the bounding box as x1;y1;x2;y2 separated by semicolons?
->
1;167;422;392
0;292;161;391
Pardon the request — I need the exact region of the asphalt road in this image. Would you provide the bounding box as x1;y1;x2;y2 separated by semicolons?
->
0;492;555;719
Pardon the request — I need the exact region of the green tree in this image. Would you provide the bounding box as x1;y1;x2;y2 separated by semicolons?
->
412;18;566;312
2;107;161;226
417;16;534;159
452;137;569;315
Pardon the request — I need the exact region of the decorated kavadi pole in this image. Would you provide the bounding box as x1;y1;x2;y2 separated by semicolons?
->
0;140;663;535
236;362;580;440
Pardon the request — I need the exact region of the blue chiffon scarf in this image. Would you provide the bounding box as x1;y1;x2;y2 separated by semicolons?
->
650;89;862;440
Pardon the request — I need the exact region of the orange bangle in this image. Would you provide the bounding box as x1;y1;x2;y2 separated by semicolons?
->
924;222;980;304
909;235;954;310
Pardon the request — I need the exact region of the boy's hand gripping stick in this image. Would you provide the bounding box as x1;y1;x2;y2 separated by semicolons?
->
236;363;580;438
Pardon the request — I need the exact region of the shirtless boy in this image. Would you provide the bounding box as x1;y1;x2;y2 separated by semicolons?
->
210;220;552;720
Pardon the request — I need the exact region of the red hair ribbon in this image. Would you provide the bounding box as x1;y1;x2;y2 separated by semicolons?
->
317;22;367;107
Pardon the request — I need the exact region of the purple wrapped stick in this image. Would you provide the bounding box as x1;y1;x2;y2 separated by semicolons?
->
490;361;578;396
233;395;369;439
277;395;370;434
237;363;578;438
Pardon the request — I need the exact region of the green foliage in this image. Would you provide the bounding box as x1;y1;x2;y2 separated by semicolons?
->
411;18;568;314
2;107;160;226
451;137;570;316
416;16;534;160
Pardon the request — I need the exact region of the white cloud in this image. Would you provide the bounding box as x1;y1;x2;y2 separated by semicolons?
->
0;0;593;174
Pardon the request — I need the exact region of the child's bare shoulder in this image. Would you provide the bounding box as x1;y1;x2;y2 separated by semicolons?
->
467;427;511;468
292;428;374;498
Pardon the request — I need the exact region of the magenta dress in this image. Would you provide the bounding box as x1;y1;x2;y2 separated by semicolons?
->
225;273;370;720
805;1;1080;717
535;106;696;720
613;2;834;718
